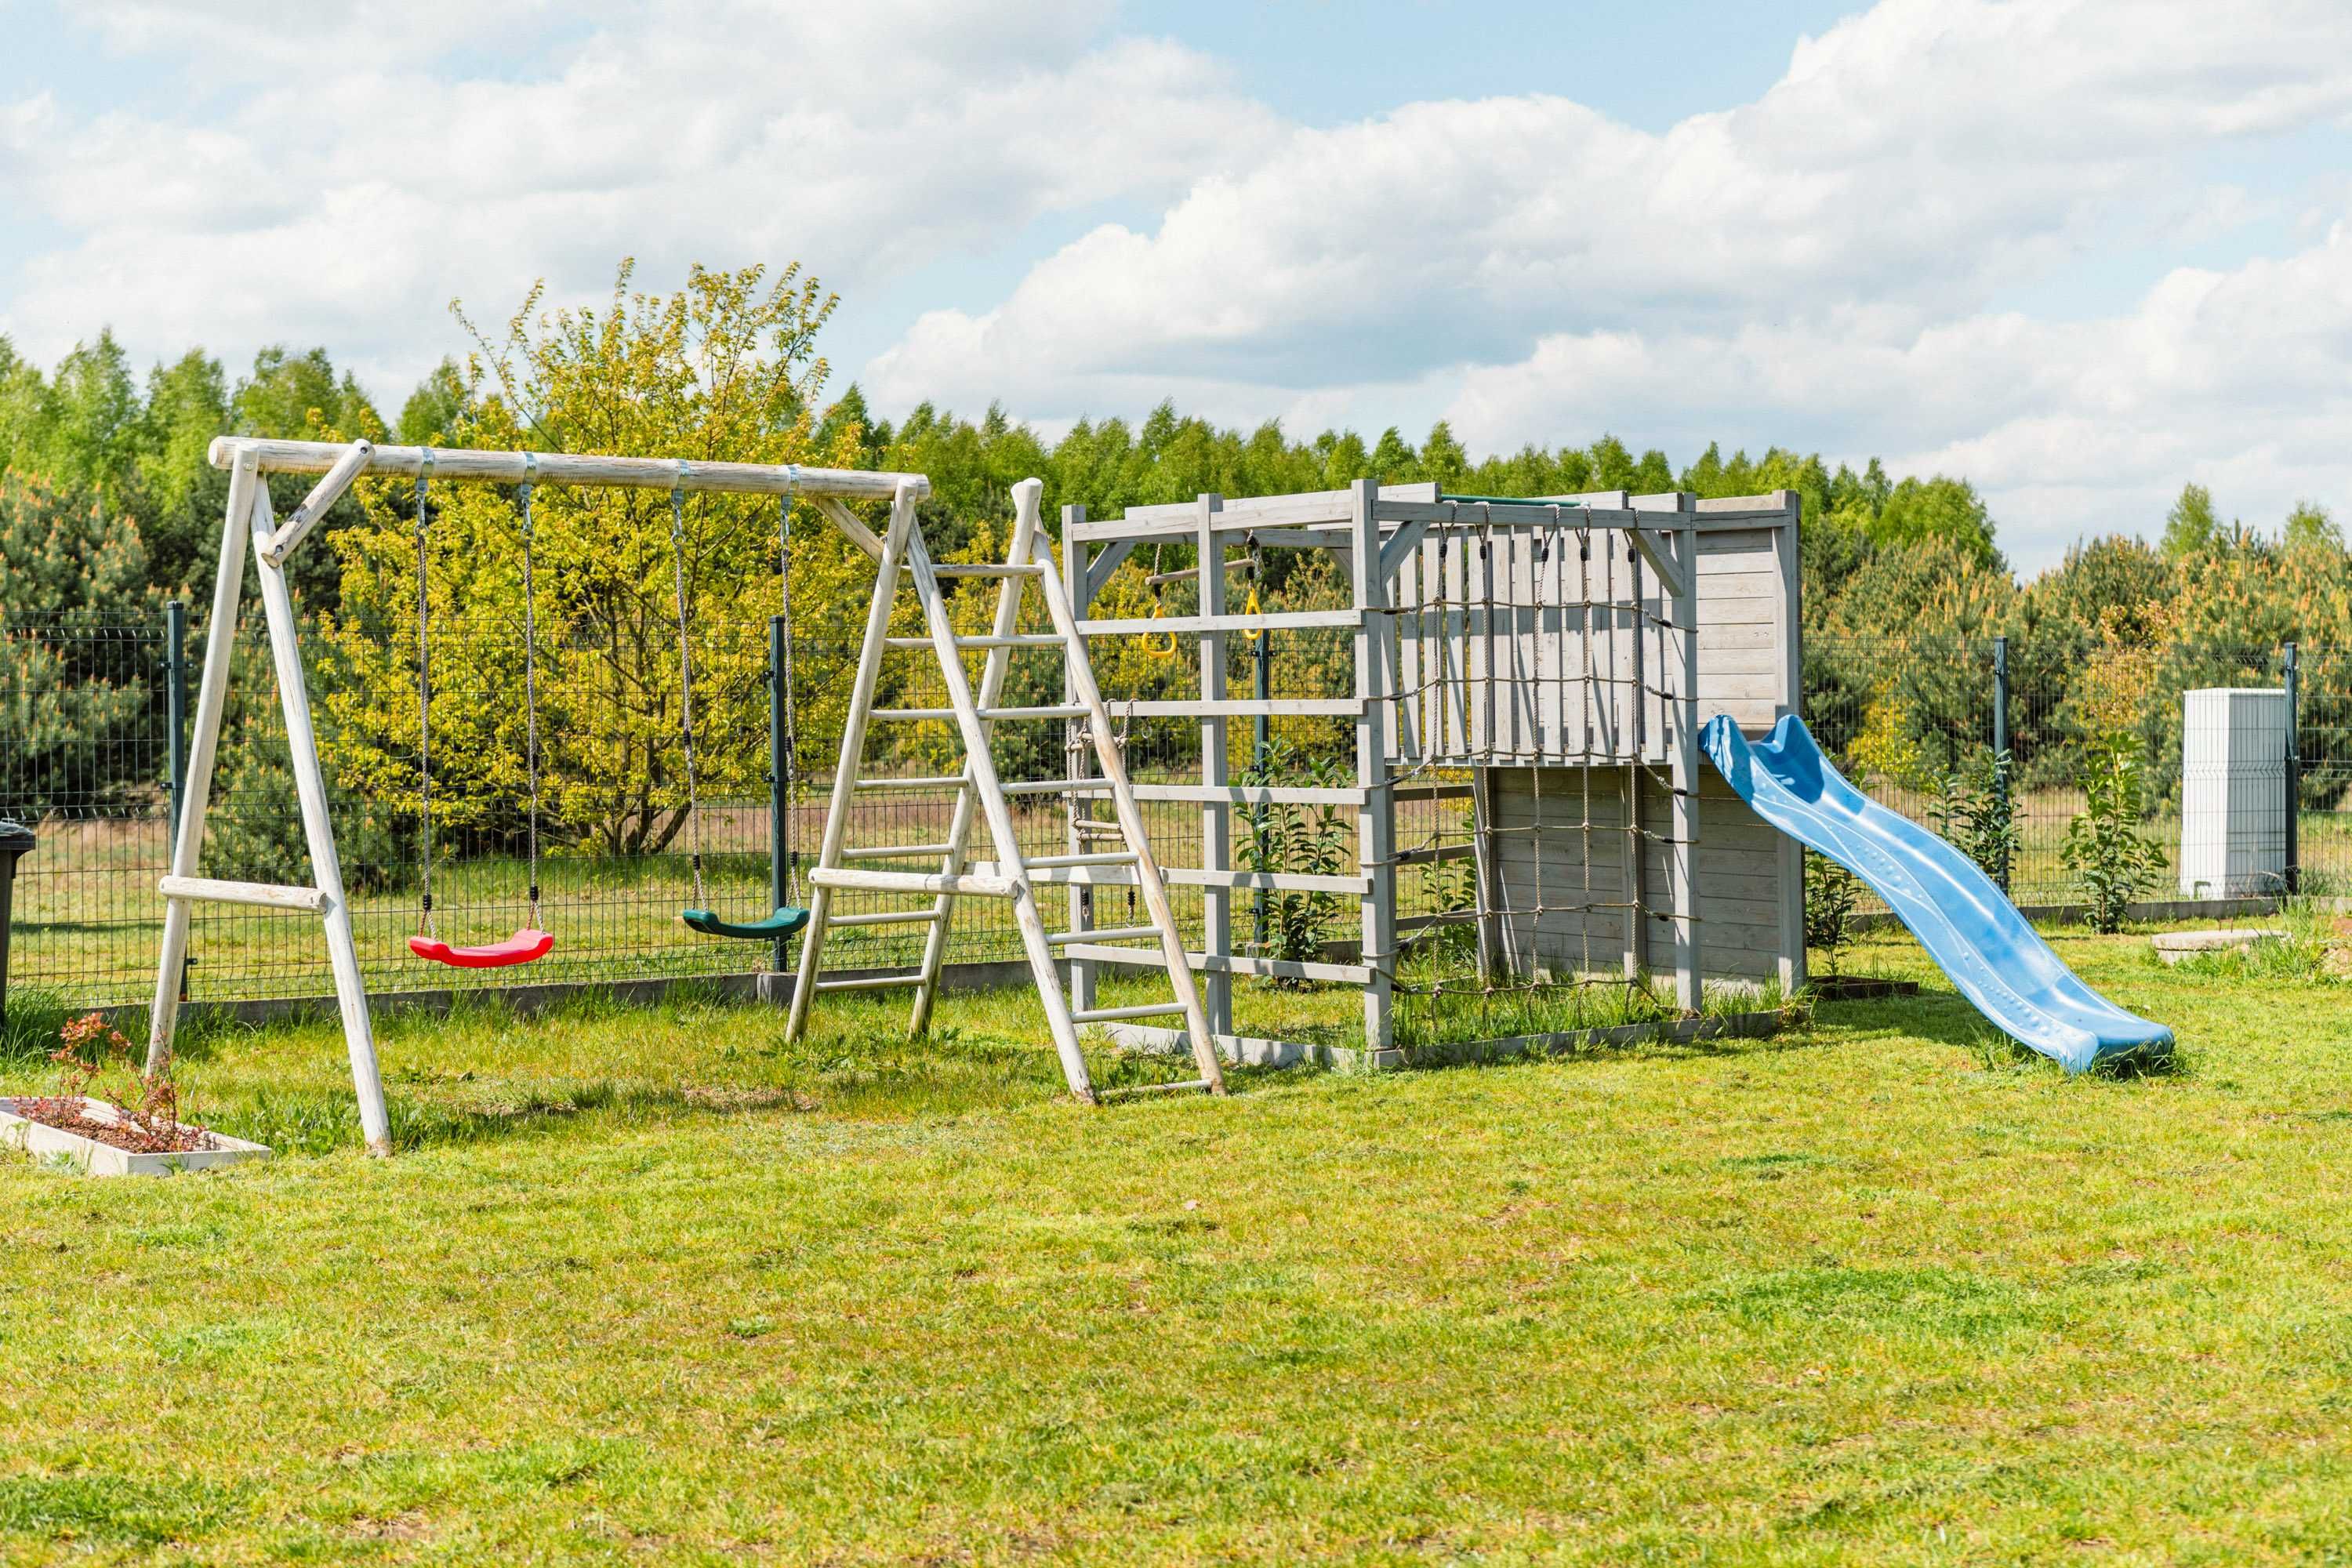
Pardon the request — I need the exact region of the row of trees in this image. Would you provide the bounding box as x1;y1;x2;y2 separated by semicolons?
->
4;256;2346;870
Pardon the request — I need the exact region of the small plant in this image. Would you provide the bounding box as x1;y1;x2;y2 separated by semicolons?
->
2061;732;2164;934
8;1012;213;1154
1804;851;1861;975
1239;738;1352;985
1928;747;2021;888
1415;849;1479;966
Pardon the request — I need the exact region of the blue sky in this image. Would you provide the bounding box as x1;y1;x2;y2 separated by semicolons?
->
5;0;2349;573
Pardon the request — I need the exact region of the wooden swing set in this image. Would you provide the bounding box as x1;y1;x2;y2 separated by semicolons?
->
147;438;1220;1156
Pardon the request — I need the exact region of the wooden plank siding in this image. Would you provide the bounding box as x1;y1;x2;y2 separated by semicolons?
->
1381;495;1798;761
1483;764;1791;982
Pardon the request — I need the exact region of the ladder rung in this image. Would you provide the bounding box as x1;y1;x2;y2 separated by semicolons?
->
1025;852;1137;869
1002;778;1107;796
1098;1078;1214;1099
924;563;1044;578
809;867;1017;898
870;705;1087;723
1057;943;1171;968
826;909;944;928
158;875;327;913
840;843;955;860
970;859;1133;886
1048;925;1162;946
854;775;967;792
1072;1002;1189;1023
813;972;926;993
882;633;1063;651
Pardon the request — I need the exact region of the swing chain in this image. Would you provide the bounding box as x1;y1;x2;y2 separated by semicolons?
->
414;447;436;938
669;465;709;908
778;490;800;902
520;452;543;927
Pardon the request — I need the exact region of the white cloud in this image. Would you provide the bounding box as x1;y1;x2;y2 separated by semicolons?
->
2;0;1280;394
865;0;2352;570
10;0;2352;573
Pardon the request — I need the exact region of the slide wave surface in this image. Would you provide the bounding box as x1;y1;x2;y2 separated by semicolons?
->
1704;714;2171;1072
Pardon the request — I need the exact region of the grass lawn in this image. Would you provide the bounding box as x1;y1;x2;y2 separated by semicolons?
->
5;924;2352;1563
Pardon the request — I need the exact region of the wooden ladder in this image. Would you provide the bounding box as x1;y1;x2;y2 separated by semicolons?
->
783;478;1225;1102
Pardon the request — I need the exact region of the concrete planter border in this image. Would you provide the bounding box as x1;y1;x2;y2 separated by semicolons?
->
0;1097;270;1176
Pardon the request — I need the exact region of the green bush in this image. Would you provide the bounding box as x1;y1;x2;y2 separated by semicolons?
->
2060;735;2164;933
205;735;407;895
1803;852;1860;974
1929;747;2021;889
1237;738;1352;984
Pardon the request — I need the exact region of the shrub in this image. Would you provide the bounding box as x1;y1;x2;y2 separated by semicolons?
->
1804;851;1860;975
1236;738;1352;984
1929;747;2020;889
2060;733;2164;932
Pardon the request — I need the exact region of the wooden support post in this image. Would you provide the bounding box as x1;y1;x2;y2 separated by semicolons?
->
1025;506;1225;1094
903;516;1097;1094
248;482;392;1153
1196;493;1233;1037
147;448;258;1076
1669;500;1703;1012
1063;505;1098;1021
1772;491;1806;992
1350;479;1397;1059
787;485;920;1042
907;494;1040;1036
1621;536;1644;983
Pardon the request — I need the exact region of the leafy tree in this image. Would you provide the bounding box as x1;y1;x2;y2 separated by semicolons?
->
397;358;470;445
0;474;158;815
2160;482;2217;557
1871;475;2000;569
0;338;45;466
1369;426;1417;481
2285;499;2341;552
137;350;233;593
321;260;859;858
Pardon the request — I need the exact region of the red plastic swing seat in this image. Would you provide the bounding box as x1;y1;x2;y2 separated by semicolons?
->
407;928;556;969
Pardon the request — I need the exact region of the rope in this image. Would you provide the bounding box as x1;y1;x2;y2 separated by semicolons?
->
667;464;707;907
519;454;543;928
414;448;436;938
1145;544;1178;658
779;489;799;902
1350;503;1701;1025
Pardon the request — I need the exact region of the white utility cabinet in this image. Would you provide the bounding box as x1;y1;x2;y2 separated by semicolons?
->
2178;688;2288;898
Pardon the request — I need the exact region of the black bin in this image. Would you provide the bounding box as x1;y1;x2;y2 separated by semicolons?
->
0;820;33;1026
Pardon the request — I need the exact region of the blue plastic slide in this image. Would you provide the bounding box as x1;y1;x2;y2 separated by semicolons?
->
1703;713;2172;1072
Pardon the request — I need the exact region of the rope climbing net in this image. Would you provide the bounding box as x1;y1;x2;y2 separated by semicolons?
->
1372;502;1699;1034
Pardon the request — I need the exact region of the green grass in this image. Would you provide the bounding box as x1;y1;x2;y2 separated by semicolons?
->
7;927;2352;1561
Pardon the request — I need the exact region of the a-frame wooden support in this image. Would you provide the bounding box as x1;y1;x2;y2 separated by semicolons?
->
145;440;394;1154
786;479;1225;1101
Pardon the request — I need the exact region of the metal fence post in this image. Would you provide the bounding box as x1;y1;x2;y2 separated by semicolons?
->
1991;633;2010;893
2284;640;2301;895
165;600;189;839
768;615;791;973
165;600;193;1004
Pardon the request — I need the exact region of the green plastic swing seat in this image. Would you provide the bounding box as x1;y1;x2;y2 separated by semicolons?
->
681;906;811;941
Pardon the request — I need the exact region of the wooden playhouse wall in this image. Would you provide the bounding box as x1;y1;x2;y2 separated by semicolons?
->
1475;493;1805;988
